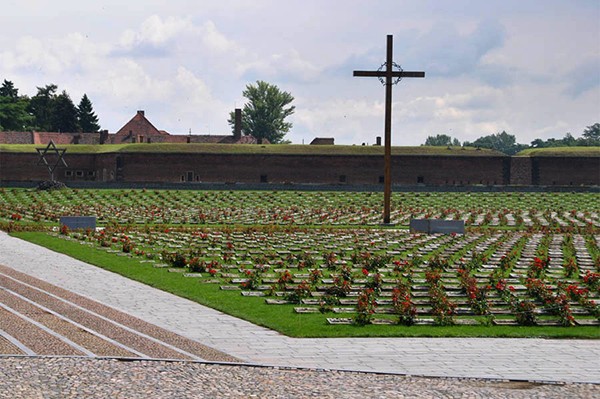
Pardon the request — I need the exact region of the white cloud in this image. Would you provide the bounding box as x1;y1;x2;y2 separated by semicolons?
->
116;15;196;56
407;19;506;79
112;16;241;60
200;21;237;53
237;49;321;83
0;1;597;145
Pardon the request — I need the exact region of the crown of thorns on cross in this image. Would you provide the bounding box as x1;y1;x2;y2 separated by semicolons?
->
36;140;68;180
377;61;404;86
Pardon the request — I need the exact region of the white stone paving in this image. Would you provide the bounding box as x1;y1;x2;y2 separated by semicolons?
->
1;231;598;383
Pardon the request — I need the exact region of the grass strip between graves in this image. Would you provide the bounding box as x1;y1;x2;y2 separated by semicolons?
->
12;232;599;339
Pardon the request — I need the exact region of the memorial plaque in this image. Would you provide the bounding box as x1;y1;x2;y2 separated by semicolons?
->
410;219;464;234
59;216;96;231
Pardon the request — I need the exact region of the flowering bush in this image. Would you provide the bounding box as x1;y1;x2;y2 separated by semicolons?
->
354;288;377;326
285;280;312;304
161;251;187;268
188;258;220;273
514;300;537;326
308;268;322;286
562;258;578;278
277;269;294;290
426;267;455;325
492;278;537;326
461;251;486;272
565;283;599;319
457;267;490;315
240;269;262;290
318;295;339;314
582;271;600;292
365;272;383;294
427;256;449;272
322;252;338;270
527;256;550;278
525;278;574;326
391;284;417;326
297;252;317;269
122;240;133;253
351;251;391;272
392;259;411;276
326;276;351;297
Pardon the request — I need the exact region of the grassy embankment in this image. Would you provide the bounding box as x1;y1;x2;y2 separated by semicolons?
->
0;143;505;156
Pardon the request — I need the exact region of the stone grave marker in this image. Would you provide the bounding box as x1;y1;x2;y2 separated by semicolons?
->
409;219;464;234
59;216;96;231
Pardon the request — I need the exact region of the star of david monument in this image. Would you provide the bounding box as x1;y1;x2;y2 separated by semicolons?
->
36;140;68;182
354;34;425;224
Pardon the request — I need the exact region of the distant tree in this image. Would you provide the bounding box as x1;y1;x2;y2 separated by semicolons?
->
0;80;19;99
28;84;58;131
464;131;527;155
0;79;34;131
530;138;545;148
0;96;34;131
51;90;79;132
424;134;459;146
562;133;577;146
77;94;101;132
228;80;295;144
530;125;600;148
582;123;600;145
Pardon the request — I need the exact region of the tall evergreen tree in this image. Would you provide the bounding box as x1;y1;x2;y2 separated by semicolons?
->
0;80;19;99
28;84;58;131
51;90;79;132
77;94;101;132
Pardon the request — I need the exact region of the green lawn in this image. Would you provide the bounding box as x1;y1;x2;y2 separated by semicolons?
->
13;231;599;339
516;146;600;157
0;143;504;156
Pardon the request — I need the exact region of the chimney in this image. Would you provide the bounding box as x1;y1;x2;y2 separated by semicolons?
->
99;130;109;145
234;108;242;140
137;110;145;117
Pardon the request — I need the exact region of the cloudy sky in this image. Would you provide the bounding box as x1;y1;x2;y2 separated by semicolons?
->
1;0;598;145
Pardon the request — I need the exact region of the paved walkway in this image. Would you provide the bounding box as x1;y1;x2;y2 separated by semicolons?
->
0;231;598;383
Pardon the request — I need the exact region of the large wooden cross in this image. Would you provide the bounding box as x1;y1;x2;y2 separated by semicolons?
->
354;34;424;224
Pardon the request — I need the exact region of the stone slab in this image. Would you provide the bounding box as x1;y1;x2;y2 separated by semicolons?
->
59;216;97;231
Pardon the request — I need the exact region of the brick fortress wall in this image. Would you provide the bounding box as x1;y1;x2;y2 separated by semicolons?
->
532;157;600;186
5;151;597;187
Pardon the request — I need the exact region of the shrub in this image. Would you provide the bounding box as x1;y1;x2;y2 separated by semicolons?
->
354;288;377;326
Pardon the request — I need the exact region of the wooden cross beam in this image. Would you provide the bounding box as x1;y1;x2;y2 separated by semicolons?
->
353;34;425;224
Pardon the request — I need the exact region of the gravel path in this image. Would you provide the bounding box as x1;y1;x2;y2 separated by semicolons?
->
0;357;598;399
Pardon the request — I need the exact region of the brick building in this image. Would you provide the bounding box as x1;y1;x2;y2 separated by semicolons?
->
0;110;262;145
